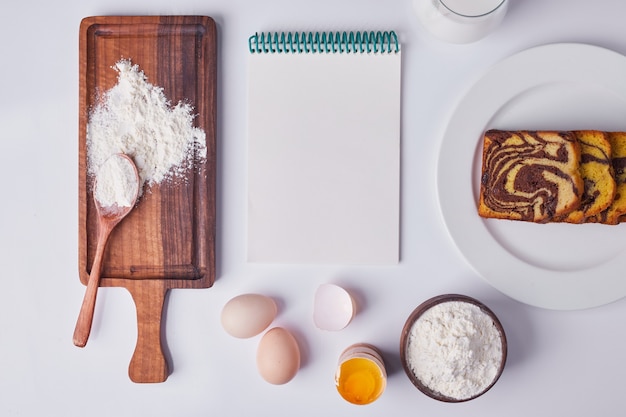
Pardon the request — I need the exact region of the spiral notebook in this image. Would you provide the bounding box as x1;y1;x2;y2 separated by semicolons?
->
247;31;401;264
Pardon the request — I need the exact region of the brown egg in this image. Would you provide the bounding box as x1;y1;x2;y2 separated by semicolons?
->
256;327;300;385
221;294;277;339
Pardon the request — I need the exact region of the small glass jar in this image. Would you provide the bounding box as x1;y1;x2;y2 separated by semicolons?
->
413;0;508;44
335;343;387;405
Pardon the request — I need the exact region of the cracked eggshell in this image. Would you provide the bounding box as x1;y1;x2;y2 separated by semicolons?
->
220;294;277;338
313;283;355;331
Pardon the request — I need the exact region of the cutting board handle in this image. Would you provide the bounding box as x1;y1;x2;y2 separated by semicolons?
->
127;281;169;383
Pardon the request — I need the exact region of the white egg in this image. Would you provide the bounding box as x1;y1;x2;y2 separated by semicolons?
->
256;327;300;385
220;294;277;338
313;283;354;331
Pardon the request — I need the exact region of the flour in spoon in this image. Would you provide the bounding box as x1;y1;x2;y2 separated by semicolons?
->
86;59;206;195
94;155;138;208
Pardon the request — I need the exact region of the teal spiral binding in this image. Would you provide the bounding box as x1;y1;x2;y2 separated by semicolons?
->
248;31;399;54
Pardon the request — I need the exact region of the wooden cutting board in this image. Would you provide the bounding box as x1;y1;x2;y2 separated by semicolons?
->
78;15;217;383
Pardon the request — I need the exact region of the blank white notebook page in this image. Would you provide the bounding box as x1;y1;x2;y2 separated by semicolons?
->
247;46;401;264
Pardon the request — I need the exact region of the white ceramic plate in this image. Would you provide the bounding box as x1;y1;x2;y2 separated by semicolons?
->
437;43;626;310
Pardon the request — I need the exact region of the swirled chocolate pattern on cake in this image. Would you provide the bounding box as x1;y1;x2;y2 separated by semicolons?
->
588;131;626;224
478;130;584;223
561;131;615;223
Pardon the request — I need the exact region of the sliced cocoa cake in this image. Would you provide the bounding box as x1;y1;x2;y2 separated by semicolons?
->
478;130;584;223
561;130;615;223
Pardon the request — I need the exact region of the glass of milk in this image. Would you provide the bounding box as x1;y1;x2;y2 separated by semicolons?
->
413;0;508;44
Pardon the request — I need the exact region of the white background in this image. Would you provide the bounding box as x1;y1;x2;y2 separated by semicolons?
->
1;0;625;416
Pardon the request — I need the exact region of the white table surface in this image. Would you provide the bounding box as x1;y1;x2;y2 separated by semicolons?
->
2;0;625;416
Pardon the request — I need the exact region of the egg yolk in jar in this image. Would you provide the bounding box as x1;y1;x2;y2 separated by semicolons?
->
336;357;386;405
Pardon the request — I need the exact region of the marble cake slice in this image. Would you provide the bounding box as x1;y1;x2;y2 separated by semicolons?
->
478;130;584;223
588;131;626;224
561;130;615;223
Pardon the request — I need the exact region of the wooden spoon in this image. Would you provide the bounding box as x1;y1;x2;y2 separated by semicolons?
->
73;154;140;348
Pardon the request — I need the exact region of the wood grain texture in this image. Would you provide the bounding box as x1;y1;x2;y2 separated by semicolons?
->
127;280;169;383
78;15;217;383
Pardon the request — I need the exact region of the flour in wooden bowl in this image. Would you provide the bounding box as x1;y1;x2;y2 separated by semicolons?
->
401;296;506;402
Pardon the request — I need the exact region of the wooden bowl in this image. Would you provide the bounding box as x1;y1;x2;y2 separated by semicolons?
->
399;294;507;402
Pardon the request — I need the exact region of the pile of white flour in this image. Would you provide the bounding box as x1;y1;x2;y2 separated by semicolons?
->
87;59;206;195
406;300;503;400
